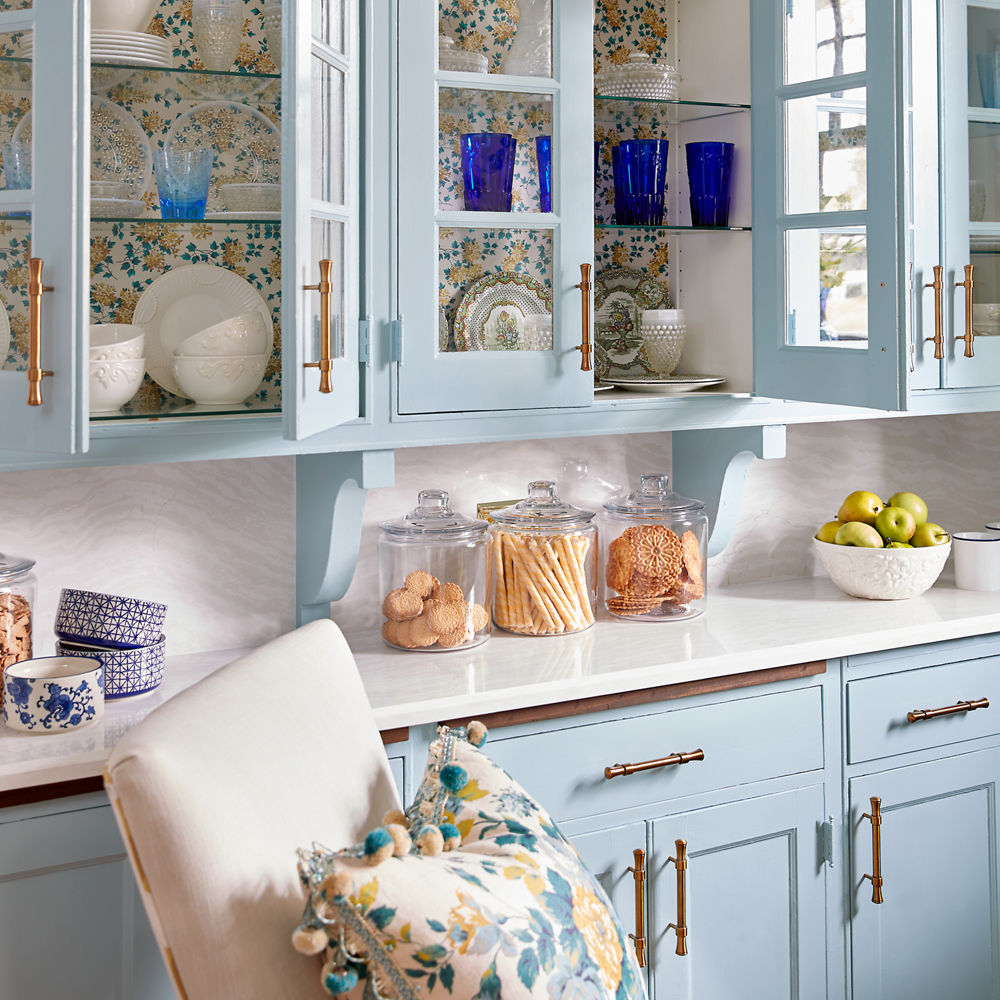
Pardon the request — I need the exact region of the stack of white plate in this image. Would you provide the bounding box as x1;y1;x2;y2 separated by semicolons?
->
22;30;173;68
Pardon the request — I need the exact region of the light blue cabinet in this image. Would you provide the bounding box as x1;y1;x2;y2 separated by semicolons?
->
650;786;827;1000
0;793;172;1000
848;750;1000;1000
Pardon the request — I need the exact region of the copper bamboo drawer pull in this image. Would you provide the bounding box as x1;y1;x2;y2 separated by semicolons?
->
924;264;944;360
303;258;334;394
575;263;592;372
627;847;647;968
955;264;975;358
907;697;989;723
26;257;54;407
604;748;704;780
861;796;883;905
666;838;689;955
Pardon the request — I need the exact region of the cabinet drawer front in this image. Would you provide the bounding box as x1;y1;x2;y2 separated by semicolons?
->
846;656;1000;763
486;686;823;823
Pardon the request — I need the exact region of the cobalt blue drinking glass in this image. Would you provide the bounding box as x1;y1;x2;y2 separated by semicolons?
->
685;140;734;227
611;143;628;224
153;145;213;220
616;138;669;225
460;133;516;212
535;135;552;212
595;139;600;177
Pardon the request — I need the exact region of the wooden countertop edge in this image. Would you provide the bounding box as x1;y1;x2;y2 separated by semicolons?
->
442;659;826;732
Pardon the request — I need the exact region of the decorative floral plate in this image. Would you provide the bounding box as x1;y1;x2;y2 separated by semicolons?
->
602;373;726;394
454;272;552;351
14;96;152;199
594;265;671;381
163;101;280;214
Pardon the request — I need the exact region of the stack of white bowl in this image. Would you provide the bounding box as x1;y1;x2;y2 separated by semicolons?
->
90;324;146;414
171;312;270;405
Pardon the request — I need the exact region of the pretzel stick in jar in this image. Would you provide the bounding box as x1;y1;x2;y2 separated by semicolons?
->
514;536;577;632
562;534;595;624
492;534;509;627
536;537;584;628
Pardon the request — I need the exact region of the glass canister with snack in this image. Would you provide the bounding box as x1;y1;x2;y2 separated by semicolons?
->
602;474;708;621
0;552;36;687
489;481;598;636
378;490;491;651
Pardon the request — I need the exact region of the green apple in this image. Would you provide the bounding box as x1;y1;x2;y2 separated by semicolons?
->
887;491;929;526
885;541;913;548
874;505;916;543
910;522;950;547
834;521;884;547
837;490;885;526
815;520;843;543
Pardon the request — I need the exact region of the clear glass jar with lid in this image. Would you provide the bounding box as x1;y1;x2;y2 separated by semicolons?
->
378;490;490;651
602;473;708;621
489;481;597;636
0;552;36;680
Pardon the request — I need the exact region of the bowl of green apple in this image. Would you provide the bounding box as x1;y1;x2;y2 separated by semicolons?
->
813;490;951;600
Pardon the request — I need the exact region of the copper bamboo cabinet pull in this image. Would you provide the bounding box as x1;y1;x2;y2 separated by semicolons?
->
907;697;989;723
303;258;334;393
666;839;689;955
627;848;647;967
924;265;944;360
604;748;704;779
955;264;975;358
862;796;883;904
26;257;54;406
576;263;592;371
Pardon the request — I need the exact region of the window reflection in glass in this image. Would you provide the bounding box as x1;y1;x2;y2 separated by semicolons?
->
785;0;865;85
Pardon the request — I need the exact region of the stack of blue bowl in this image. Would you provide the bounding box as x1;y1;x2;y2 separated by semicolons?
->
53;587;167;700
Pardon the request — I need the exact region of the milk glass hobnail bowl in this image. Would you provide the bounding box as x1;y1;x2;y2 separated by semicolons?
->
596;53;680;100
378;490;491;652
640;309;685;375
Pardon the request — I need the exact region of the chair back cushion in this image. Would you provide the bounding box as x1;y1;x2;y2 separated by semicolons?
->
105;619;400;1000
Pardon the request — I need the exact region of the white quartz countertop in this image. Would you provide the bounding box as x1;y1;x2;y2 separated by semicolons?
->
3;574;1000;793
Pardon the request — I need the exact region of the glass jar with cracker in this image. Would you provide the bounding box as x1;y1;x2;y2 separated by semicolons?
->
601;474;708;621
489;482;598;636
0;552;36;694
378;490;491;651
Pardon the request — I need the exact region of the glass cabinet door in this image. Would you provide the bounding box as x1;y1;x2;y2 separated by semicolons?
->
751;0;905;409
0;3;84;454
395;0;594;416
941;1;1000;390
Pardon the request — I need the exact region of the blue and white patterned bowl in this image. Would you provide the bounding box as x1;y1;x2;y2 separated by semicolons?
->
54;587;167;649
56;634;165;700
2;656;104;733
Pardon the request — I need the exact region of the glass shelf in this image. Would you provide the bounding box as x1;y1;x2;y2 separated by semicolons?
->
90;60;279;104
595;223;751;233
93;397;281;421
594;95;749;124
91;216;281;226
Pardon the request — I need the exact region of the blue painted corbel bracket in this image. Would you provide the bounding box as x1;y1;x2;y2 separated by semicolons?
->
671;425;787;557
296;450;395;625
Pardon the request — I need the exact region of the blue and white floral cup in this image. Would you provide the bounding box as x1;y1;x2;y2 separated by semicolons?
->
2;656;104;733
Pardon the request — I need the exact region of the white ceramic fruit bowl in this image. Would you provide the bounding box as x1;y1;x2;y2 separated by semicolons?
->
813;537;951;600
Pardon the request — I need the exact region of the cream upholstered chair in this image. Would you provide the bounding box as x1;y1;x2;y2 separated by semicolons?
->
104;619;400;1000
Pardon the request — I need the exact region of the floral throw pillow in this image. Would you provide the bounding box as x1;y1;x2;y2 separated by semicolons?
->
294;722;644;1000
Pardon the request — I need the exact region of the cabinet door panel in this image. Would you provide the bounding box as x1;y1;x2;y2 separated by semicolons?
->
651;786;827;1000
850;750;1000;1000
0;4;85;453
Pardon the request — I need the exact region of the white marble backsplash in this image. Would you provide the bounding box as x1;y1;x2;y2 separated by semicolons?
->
1;411;996;654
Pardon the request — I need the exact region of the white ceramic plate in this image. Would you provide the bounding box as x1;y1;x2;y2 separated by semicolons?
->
594;381;614;392
164;102;281;215
204;211;281;221
0;294;12;364
134;263;273;397
14;95;151;198
454;273;552;351
601;373;726;394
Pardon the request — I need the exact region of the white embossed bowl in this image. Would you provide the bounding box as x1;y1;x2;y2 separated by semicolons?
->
172;354;268;404
89;357;145;413
91;0;160;32
813;537;951;600
175;312;270;358
90;324;145;361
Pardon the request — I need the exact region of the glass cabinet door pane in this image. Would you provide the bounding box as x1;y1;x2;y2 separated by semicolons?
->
785;229;867;347
786;91;866;213
439;88;552;214
439;0;551;77
439;227;552;352
785;0;866;84
312;57;345;205
313;0;343;53
968;6;1000;109
968;123;1000;222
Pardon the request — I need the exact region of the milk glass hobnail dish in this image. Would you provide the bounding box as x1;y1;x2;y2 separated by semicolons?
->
489;482;597;636
0;553;36;691
192;0;244;71
640;309;686;375
595;52;680;100
602;474;708;621
438;35;488;73
378;491;491;652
